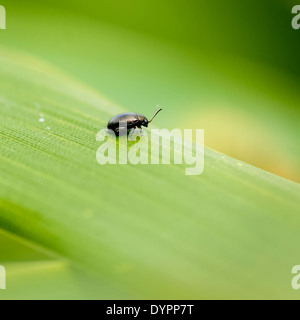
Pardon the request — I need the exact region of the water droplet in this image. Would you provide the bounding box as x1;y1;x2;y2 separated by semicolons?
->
39;113;45;122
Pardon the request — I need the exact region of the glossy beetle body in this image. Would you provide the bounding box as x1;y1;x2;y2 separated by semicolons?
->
107;109;162;136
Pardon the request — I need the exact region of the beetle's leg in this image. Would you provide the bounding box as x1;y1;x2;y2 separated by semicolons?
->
128;128;136;140
136;126;144;137
129;127;143;140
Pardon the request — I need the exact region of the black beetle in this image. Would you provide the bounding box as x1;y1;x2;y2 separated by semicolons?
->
107;108;162;136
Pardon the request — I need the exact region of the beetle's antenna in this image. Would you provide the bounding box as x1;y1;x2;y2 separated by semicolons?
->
148;108;162;123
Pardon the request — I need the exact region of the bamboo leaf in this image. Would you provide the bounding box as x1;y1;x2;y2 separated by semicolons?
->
0;47;299;299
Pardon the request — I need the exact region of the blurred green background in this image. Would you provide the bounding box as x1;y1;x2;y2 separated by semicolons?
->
1;0;300;181
0;0;300;300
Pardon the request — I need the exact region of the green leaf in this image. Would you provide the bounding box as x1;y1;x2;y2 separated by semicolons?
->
0;47;299;299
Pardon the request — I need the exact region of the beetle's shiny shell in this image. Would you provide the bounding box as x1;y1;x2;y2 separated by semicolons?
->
107;113;148;135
